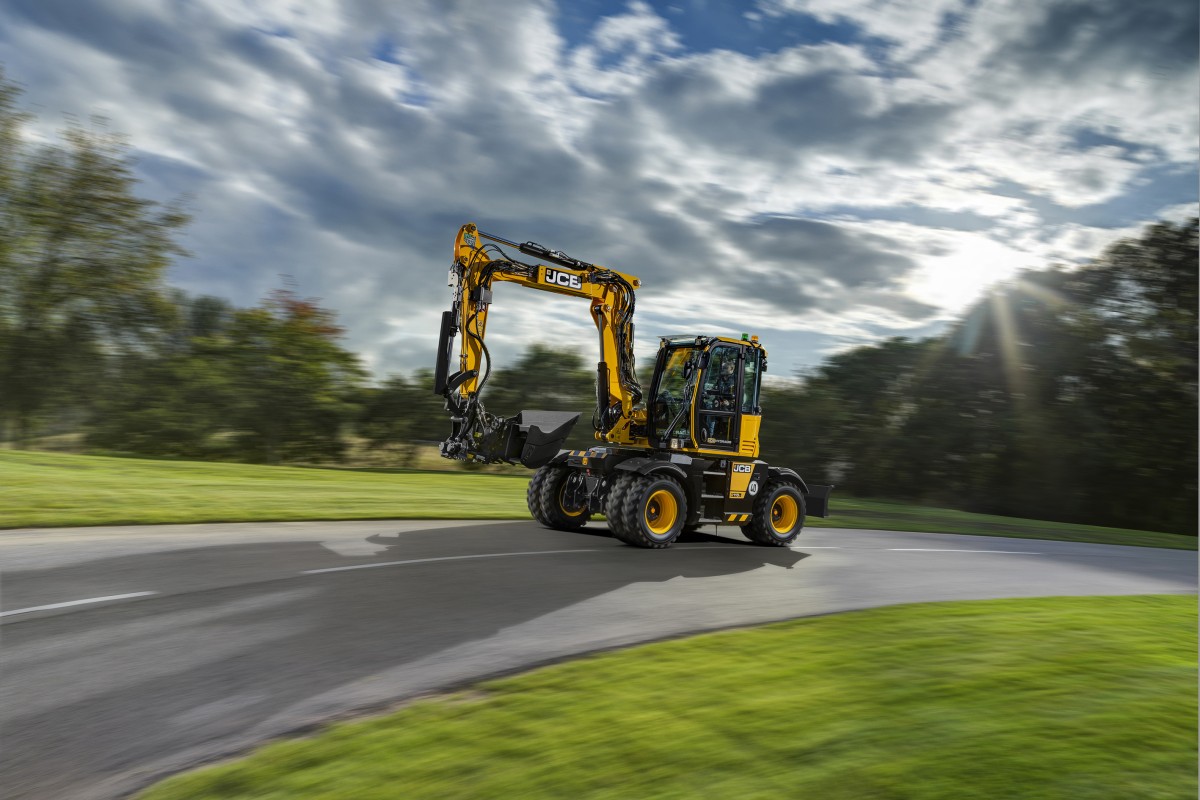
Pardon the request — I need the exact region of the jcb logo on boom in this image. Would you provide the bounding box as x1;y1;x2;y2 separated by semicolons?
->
733;464;753;473
544;269;583;290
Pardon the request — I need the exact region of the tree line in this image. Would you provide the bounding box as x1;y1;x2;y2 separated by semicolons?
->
758;216;1197;535
0;69;1194;533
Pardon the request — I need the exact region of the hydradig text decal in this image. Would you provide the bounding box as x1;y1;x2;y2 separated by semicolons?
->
544;268;583;290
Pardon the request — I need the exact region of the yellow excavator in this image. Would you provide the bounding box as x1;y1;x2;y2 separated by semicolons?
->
434;223;832;548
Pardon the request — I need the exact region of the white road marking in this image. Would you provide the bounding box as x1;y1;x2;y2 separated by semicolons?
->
0;592;157;618
796;546;841;549
302;549;604;574
888;548;1042;554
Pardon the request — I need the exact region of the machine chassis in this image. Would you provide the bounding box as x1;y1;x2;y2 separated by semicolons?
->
527;445;832;548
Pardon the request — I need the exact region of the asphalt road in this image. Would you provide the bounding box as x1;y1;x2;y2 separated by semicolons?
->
1;519;1195;799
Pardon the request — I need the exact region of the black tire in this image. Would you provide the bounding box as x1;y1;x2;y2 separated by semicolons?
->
742;481;805;546
536;465;591;530
611;474;687;548
604;474;637;544
526;466;554;526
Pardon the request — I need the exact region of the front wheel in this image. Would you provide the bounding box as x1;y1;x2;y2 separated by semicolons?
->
742;482;805;546
610;474;687;548
535;466;591;530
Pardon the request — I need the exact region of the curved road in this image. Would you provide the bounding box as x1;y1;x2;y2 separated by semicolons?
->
1;519;1194;799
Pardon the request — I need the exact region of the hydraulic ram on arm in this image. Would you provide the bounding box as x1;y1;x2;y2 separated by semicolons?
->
432;223;648;467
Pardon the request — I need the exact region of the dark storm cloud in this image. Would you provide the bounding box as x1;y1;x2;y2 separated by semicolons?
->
982;0;1198;85
861;292;939;320
689;215;936;321
722;216;918;288
4;0;195;62
623;54;956;166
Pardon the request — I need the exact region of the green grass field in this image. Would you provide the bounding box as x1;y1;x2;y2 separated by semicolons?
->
137;595;1198;800
1;449;1194;548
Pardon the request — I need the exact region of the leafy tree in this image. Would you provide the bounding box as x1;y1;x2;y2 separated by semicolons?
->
89;289;366;465
222;289;366;464
760;219;1197;534
87;292;236;457
1072;219;1198;394
760;337;935;495
0;68;188;445
358;369;446;467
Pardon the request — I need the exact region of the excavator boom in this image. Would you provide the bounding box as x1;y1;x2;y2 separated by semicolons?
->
433;223;647;467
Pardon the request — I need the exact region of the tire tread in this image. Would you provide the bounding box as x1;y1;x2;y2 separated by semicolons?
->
616;474;684;549
742;480;805;546
537;465;590;530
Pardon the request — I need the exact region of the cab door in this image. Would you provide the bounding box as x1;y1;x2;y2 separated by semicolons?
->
649;344;699;449
696;344;741;451
737;346;762;458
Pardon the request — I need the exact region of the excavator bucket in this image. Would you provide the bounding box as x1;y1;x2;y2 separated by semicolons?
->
441;408;580;468
499;410;580;468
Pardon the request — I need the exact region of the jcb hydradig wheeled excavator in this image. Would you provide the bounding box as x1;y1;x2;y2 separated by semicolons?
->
434;223;832;548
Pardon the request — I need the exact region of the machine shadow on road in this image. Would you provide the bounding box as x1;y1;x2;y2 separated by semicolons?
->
0;520;809;800
544;521;781;548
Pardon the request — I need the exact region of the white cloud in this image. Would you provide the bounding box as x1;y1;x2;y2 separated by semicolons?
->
0;0;1193;379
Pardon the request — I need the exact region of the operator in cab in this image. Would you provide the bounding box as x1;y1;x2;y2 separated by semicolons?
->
700;351;738;444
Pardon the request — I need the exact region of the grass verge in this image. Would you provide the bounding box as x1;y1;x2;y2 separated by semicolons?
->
0;449;529;528
137;595;1198;800
1;449;1193;549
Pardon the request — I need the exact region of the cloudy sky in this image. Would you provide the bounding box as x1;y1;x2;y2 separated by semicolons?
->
2;0;1196;380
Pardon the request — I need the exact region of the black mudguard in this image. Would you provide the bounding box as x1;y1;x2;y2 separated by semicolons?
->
613;456;690;483
767;466;809;495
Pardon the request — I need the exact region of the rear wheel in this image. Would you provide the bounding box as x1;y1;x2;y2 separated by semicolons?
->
536;465;591;530
742;482;805;546
610;474;687;548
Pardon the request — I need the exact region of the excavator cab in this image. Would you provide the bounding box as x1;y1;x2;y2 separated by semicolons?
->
649;335;763;458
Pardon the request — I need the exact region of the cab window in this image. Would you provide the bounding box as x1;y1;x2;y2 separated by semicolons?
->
698;345;739;449
652;346;695;441
741;349;761;413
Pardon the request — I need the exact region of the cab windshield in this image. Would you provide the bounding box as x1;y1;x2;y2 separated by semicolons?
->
652;346;697;442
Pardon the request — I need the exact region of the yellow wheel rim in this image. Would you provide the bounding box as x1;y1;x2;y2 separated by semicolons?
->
644;489;678;536
770;494;799;534
559;483;586;517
